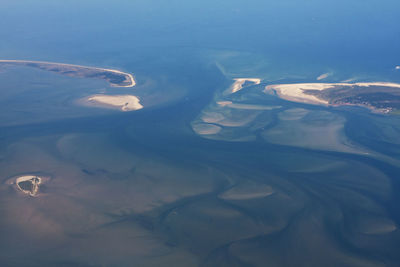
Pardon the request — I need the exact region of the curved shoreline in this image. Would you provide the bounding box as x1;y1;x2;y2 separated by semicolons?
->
0;59;136;87
15;175;42;196
5;174;51;197
224;78;261;95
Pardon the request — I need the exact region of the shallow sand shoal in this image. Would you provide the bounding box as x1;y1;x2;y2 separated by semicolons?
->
353;82;400;88
87;95;143;111
217;101;280;110
192;123;222;135
265;83;332;105
317;72;331;80
219;184;274;200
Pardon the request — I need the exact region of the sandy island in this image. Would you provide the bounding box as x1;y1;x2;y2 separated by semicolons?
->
85;94;143;111
265;82;400;106
224;78;261;95
0;59;136;87
5;175;50;197
16;175;41;196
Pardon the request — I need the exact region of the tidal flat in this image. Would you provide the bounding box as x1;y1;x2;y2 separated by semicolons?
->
1;10;400;264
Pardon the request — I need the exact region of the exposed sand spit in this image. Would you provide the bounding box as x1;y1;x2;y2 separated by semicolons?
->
317;72;331;80
0;59;136;87
224;78;261;94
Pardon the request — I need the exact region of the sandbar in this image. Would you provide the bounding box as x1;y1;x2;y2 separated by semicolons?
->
192;123;222;135
217;101;280;110
224;78;261;95
316;72;331;80
86;94;143;111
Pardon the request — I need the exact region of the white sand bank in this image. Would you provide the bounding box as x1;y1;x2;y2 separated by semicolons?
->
265;83;332;104
87;95;143;111
219;184;274;200
225;78;261;94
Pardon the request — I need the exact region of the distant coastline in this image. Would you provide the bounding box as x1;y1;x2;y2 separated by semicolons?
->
0;59;136;87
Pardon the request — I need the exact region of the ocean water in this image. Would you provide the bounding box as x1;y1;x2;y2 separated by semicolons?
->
1;0;400;266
